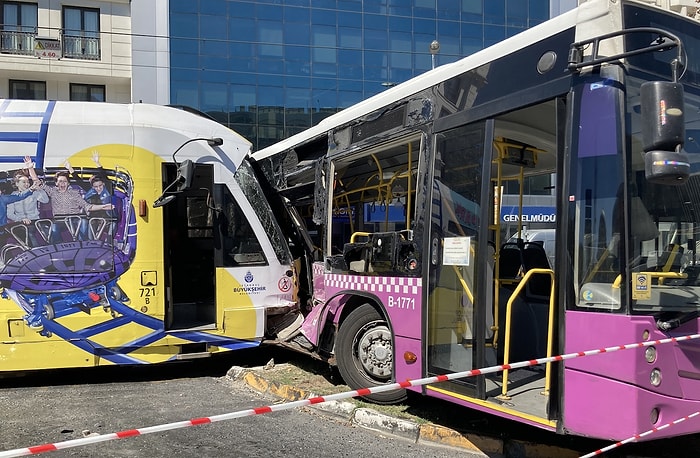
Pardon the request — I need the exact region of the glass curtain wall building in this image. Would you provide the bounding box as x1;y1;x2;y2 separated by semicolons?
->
168;0;552;150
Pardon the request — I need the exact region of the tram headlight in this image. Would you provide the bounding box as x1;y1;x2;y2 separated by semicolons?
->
650;368;663;387
645;346;657;363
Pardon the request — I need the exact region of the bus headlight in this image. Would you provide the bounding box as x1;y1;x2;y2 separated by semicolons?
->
645;346;657;363
650;368;662;387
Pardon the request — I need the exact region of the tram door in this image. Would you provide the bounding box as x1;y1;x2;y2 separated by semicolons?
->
162;163;216;330
426;121;492;397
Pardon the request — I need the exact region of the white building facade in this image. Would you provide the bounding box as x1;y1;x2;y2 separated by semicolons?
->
0;0;131;102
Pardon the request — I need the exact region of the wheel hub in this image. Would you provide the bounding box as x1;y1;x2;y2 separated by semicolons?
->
357;324;393;379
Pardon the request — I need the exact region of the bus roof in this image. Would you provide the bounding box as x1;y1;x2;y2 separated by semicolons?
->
251;1;602;161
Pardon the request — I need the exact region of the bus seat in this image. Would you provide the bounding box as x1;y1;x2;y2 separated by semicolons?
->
343;242;370;273
497;287;546;363
522;242;552;300
522;241;550;269
499;243;523;279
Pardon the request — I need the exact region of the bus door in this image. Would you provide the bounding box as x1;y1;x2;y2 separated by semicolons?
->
161;162;217;330
426;121;493;398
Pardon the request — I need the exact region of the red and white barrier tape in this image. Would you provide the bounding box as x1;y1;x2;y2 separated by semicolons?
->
2;332;700;457
580;411;700;458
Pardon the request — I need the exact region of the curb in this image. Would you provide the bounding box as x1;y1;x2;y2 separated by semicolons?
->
229;367;581;458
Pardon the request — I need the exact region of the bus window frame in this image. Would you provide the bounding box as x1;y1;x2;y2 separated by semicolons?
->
567;66;630;314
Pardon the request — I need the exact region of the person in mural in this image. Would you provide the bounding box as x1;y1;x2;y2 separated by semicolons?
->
64;151;108;190
0;157;40;227
6;157;50;246
40;159;114;243
66;151;116;239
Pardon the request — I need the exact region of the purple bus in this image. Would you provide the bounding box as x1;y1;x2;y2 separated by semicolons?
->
249;0;700;442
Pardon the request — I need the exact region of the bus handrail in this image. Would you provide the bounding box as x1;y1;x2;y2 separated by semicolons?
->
350;231;372;243
612;271;687;289
451;265;474;305
498;267;555;400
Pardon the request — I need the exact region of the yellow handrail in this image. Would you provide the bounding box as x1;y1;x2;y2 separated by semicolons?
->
497;268;555;400
612;271;687;288
350;231;372;243
451;265;474;304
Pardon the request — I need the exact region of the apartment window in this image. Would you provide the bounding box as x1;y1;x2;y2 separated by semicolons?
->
10;80;46;100
62;6;100;59
70;83;105;102
1;2;37;55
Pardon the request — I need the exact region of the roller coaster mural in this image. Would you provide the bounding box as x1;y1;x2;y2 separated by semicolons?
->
0;159;136;336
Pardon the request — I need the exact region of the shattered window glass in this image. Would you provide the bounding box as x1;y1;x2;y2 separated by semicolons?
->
235;161;291;264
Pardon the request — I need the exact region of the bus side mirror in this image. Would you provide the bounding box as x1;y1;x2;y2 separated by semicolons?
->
153;160;196;208
641;81;689;185
153;195;175;208
641;81;685;151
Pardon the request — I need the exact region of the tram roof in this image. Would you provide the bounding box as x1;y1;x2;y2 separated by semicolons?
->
251;1;608;161
0;99;252;168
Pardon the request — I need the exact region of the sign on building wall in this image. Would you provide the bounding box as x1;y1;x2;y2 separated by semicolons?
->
34;38;62;59
500;205;556;223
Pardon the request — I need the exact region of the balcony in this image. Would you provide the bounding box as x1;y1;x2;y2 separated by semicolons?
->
0;29;101;60
61;34;101;60
0;30;35;56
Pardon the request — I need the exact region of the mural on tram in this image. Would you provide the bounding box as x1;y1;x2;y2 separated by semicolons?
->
0;152;136;336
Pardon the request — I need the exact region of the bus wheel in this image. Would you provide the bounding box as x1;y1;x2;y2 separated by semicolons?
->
336;304;407;405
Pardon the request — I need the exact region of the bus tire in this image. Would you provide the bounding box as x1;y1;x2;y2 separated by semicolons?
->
335;304;407;405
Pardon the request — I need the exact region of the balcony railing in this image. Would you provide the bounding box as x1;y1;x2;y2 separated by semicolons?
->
0;28;101;60
0;30;35;55
61;34;100;60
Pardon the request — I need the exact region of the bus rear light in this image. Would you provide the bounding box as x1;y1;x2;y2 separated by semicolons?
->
650;368;663;387
645;346;657;363
404;351;417;364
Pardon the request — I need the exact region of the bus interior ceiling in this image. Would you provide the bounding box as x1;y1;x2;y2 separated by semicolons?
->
493;100;557;180
333;138;421;206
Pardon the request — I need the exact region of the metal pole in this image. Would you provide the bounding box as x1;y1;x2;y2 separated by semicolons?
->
429;40;440;70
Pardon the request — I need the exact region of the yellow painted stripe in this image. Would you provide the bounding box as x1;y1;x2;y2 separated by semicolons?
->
55;311;114;329
86;321;153;348
426;385;557;429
